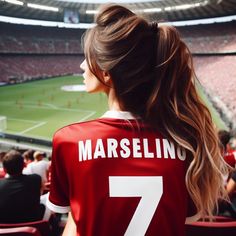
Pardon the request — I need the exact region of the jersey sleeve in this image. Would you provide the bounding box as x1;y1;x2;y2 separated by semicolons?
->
46;131;71;213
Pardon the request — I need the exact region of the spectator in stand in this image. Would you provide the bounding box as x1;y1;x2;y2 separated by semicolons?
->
22;149;34;167
218;130;236;168
23;151;50;192
0;150;44;223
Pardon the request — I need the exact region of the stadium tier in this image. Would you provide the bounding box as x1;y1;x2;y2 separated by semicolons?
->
0;22;85;83
179;21;236;54
0;55;83;83
0;22;83;54
0;20;236;128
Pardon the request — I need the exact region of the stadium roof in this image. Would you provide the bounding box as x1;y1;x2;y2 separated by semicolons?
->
0;0;236;24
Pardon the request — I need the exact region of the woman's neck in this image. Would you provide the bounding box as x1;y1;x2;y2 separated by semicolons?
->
107;89;121;111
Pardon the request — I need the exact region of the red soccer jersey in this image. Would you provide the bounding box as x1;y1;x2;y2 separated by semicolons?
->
47;111;196;236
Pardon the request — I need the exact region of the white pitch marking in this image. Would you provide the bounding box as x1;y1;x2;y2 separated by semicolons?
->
22;104;95;113
43;103;58;109
78;111;96;122
19;121;47;134
7;118;39;123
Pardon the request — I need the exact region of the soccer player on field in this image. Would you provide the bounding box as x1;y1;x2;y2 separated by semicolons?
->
47;4;228;236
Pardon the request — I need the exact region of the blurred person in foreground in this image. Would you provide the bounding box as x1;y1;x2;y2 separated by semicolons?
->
0;150;44;223
47;4;228;236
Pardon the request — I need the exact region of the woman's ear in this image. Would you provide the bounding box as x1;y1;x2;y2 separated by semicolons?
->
102;71;112;85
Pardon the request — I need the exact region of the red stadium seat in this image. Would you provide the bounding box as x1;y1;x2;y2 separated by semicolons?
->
185;216;236;236
0;220;52;236
0;226;41;236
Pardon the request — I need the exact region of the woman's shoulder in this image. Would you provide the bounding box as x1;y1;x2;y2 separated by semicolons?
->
52;118;105;142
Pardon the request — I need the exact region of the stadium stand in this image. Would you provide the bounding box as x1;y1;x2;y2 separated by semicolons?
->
179;21;236;128
179;21;236;54
0;22;85;83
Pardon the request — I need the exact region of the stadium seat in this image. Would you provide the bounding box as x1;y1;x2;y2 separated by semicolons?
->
185;216;236;236
0;226;41;236
0;220;52;236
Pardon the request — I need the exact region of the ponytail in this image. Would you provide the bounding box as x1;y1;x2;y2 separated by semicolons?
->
147;25;228;217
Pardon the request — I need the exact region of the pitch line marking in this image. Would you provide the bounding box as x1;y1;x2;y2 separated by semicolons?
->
0;101;95;113
8;118;41;123
78;111;96;122
44;103;58;109
19;121;47;134
21;102;95;113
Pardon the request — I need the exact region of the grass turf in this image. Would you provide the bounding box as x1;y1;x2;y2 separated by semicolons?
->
0;75;108;140
0;75;227;140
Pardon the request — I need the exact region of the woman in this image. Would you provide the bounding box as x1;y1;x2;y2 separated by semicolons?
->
47;4;227;236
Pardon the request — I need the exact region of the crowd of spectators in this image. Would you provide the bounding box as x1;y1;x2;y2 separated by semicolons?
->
0;54;83;83
179;21;236;54
0;22;83;54
178;21;236;129
0;22;84;83
193;55;236;128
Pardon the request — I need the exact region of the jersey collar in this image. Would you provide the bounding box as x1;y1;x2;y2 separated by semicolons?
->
101;110;137;120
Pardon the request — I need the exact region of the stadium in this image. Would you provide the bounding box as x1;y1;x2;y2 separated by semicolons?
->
0;0;236;235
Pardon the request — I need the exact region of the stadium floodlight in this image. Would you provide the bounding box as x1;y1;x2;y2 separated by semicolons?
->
27;3;59;12
3;0;23;5
57;0;159;2
0;15;95;28
164;1;208;12
142;8;162;13
86;10;98;14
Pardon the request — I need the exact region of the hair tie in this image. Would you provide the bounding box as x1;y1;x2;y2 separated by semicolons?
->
149;22;158;34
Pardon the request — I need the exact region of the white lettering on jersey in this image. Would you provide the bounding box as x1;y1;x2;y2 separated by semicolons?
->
94;139;105;159
155;139;162;158
78;140;92;161
107;139;118;158
163;139;175;159
120;139;131;158
78;138;186;162
177;146;186;161
143;138;154;158
133;138;142;158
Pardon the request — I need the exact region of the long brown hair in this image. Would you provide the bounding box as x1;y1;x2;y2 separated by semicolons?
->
83;4;228;217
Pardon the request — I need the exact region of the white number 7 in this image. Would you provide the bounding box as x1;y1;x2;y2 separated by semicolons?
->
109;176;163;236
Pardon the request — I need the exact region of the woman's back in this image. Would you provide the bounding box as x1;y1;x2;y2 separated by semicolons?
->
48;111;195;236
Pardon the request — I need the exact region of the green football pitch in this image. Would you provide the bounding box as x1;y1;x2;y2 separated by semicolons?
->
0;75;108;140
0;75;226;141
